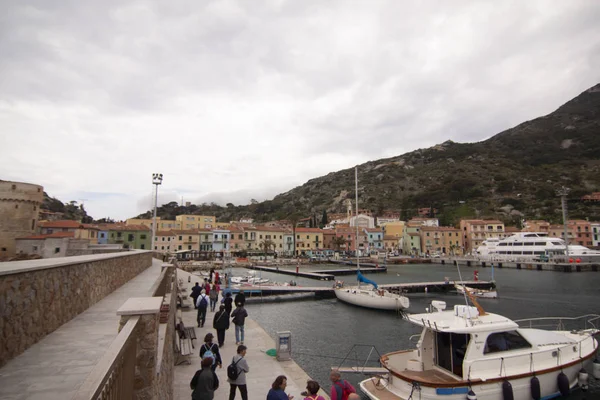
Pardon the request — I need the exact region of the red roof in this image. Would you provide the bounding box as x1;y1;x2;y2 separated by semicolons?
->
110;224;150;232
296;228;323;233
17;232;75;240
364;228;382;233
39;220;87;229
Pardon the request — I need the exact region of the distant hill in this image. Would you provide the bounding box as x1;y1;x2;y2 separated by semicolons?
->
41;192;94;223
139;83;600;226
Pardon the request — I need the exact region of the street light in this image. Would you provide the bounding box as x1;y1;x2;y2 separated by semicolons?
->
557;186;570;259
151;173;163;252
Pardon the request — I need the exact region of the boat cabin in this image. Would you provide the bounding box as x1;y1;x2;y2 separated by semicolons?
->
401;302;534;381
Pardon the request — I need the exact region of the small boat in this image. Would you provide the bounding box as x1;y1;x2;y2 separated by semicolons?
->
360;296;599;400
454;283;498;298
334;279;410;311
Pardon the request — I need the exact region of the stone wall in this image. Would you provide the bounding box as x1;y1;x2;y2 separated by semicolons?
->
0;251;153;368
156;270;176;400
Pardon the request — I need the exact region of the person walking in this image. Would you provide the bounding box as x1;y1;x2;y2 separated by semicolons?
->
267;375;294;400
209;283;220;312
199;333;222;372
228;345;249;400
303;380;325;400
196;289;209;328
191;282;202;309
231;303;248;345
190;357;220;400
329;370;355;400
213;304;230;347
234;290;246;307
223;292;233;316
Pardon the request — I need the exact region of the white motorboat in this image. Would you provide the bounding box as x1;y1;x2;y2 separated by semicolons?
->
335;282;410;311
333;167;410;311
476;232;600;261
454;283;498;299
360;298;599;400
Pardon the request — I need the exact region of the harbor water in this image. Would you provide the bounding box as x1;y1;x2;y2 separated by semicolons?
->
228;263;600;400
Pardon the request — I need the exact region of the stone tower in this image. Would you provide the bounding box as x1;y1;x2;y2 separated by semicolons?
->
0;180;44;259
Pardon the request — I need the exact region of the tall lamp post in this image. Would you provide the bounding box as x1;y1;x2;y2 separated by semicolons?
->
151;173;163;252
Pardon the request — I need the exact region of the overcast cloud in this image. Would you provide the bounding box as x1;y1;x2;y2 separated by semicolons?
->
1;0;599;220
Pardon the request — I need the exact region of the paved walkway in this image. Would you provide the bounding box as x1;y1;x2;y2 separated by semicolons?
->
0;258;163;400
174;269;330;400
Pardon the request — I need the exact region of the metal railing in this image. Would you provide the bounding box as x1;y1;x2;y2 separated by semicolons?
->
72;316;140;400
514;314;600;331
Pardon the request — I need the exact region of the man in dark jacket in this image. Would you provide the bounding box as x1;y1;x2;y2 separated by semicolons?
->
231;303;248;345
190;357;219;400
213;304;230;347
223;292;233;316
191;282;202;309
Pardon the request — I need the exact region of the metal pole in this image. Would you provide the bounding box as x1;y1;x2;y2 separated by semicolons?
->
151;183;158;251
355;167;360;271
557;186;570;259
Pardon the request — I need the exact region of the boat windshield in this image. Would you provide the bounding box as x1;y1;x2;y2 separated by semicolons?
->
484;331;531;354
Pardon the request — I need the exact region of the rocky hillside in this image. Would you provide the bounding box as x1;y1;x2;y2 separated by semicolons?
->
142;83;600;226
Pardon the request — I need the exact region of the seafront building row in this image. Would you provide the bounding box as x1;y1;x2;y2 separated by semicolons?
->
2;180;600;261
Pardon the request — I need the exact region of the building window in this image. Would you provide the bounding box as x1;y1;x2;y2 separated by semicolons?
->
178;245;182;250
15;204;18;209
1;248;6;252
100;233;105;238
54;247;60;254
128;234;134;241
179;236;183;240
11;184;16;190
33;246;38;251
31;219;35;230
141;234;146;239
141;244;145;249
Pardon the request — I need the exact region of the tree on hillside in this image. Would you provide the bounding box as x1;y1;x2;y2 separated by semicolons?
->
321;210;328;227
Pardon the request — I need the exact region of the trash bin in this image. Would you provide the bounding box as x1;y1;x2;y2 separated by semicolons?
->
276;331;292;361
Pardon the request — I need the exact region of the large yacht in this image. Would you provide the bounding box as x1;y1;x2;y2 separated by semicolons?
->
475;232;600;261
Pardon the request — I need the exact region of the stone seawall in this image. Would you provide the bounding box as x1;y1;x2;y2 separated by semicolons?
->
0;251;153;368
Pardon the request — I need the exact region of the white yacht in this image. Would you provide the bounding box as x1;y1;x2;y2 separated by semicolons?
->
360;299;599;400
476;232;600;261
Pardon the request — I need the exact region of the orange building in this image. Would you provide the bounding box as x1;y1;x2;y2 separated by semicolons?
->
459;219;505;254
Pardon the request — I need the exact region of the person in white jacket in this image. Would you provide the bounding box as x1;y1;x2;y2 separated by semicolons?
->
196;289;210;327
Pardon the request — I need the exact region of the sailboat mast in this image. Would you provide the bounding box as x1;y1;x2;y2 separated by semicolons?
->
355;166;360;272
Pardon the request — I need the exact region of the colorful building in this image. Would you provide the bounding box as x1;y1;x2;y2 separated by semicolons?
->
420;226;463;256
175;215;216;230
402;226;422;255
108;225;151;250
212;229;230;252
39;220;100;245
295;228;324;255
459;219;505;254
172;230;200;252
364;228;384;252
153;230;177;252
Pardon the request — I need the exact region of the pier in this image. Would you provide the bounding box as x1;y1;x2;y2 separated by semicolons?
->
436;258;600;272
245;265;387;280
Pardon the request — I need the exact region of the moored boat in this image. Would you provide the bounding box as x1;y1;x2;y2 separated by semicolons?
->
454;283;498;299
360;299;599;400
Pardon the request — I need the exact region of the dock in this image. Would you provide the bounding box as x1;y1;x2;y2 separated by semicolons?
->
437;258;600;272
222;280;494;299
246;265;387;281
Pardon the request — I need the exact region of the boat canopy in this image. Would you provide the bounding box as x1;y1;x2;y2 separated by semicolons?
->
407;307;518;333
357;270;378;288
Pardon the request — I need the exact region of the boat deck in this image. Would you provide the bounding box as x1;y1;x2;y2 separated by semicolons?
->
396;368;461;385
361;378;401;400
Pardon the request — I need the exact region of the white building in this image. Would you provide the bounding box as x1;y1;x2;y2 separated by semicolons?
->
591;222;600;247
349;214;375;229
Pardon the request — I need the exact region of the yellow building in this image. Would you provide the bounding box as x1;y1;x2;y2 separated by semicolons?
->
382;221;405;239
176;215;216;230
420;226;463;255
126;217;180;231
172;230;200;252
295;228;324;255
255;226;286;253
215;222;231;229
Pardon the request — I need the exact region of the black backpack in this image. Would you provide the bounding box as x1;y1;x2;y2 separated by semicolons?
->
227;357;242;380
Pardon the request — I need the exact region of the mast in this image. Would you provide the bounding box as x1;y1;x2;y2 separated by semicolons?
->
355;166;360;273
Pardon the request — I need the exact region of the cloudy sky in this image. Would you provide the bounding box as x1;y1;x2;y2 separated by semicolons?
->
1;1;599;220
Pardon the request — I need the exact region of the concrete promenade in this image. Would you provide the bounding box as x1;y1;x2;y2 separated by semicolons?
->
0;258;162;400
174;269;330;400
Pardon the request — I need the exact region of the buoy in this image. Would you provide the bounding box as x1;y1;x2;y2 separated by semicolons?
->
557;372;570;397
593;358;600;379
579;368;589;391
502;380;514;400
466;389;477;400
530;376;541;400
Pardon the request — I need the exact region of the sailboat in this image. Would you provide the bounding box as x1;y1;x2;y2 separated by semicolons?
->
454;263;498;298
334;167;410;311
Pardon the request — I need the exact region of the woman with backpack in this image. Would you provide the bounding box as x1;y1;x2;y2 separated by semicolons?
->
227;345;249;400
190;357;219;400
199;333;222;372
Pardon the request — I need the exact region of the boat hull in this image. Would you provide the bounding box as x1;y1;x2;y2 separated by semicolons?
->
335;287;409;310
455;284;498;298
360;357;592;400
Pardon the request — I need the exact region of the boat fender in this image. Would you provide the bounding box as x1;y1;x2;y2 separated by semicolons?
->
530;376;541;400
557;372;570;397
578;368;589;391
466;389;477;400
502;380;514;400
593;358;600;380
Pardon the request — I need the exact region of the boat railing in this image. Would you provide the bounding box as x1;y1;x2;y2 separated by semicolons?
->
467;333;597;379
514;314;600;331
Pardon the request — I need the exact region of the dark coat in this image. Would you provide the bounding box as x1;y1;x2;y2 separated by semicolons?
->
190;367;219;400
213;310;230;330
234;293;246;306
223;297;233;315
191;285;202;299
